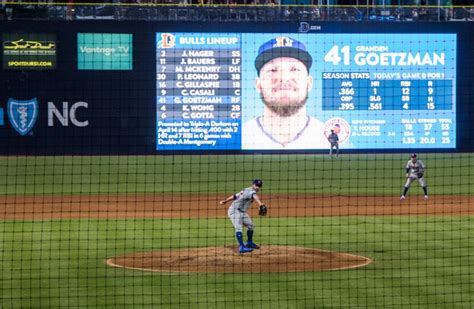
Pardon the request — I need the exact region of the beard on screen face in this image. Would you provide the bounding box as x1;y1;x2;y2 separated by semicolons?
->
261;94;309;118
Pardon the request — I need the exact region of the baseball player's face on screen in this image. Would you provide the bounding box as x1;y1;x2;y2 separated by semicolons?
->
256;57;313;117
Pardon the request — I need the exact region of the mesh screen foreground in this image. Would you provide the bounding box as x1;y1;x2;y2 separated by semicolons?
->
0;6;473;308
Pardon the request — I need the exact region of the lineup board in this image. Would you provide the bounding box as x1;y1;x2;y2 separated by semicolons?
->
156;33;241;150
156;32;456;150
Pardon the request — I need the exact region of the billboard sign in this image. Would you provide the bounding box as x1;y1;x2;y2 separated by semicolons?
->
77;33;133;70
2;33;57;69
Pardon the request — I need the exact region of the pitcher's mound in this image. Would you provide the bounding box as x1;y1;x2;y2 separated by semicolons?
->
106;245;372;273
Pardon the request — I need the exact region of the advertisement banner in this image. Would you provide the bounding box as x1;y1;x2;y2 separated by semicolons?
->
2;33;57;70
77;33;133;70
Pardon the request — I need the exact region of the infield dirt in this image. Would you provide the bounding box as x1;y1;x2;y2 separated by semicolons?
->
0;193;472;220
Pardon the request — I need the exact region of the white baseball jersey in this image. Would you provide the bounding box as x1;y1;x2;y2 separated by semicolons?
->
242;116;328;149
228;187;257;232
405;159;427;187
230;187;257;213
406;159;426;178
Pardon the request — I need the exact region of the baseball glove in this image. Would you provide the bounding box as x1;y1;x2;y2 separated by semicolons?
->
258;204;267;216
417;173;424;178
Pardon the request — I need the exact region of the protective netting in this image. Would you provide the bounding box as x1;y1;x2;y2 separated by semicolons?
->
0;4;473;308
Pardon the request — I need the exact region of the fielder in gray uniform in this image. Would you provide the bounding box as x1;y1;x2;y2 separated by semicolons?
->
327;129;339;157
219;179;266;254
400;153;428;201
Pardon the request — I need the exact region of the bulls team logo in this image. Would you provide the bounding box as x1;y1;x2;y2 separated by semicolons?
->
324;117;351;144
160;33;176;49
274;37;293;48
7;98;38;136
299;22;310;33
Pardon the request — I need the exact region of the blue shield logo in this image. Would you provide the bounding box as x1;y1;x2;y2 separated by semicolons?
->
7;98;39;136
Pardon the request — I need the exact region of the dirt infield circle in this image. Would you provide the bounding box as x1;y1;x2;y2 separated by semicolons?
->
106;245;372;273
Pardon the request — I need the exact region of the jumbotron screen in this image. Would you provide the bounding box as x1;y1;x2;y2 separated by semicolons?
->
156;32;456;150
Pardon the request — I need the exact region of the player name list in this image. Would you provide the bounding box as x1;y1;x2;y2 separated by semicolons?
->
156;35;241;150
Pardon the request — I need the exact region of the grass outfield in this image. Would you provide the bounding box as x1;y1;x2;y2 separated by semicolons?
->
1;217;473;308
1;154;473;307
0;153;473;195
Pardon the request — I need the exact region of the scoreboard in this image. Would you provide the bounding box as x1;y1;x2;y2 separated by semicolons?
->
156;32;456;150
157;33;242;150
322;77;452;111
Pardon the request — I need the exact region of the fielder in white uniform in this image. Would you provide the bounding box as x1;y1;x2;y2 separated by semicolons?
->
400;153;428;201
219;179;265;254
242;36;328;150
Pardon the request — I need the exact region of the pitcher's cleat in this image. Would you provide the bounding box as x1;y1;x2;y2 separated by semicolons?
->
400;195;406;201
424;195;429;201
246;242;260;249
239;246;253;254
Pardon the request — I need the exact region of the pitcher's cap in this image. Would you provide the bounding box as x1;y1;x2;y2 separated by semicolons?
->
255;36;312;73
252;179;263;188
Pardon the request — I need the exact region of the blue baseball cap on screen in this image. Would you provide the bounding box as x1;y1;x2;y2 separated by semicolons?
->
255;36;312;74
